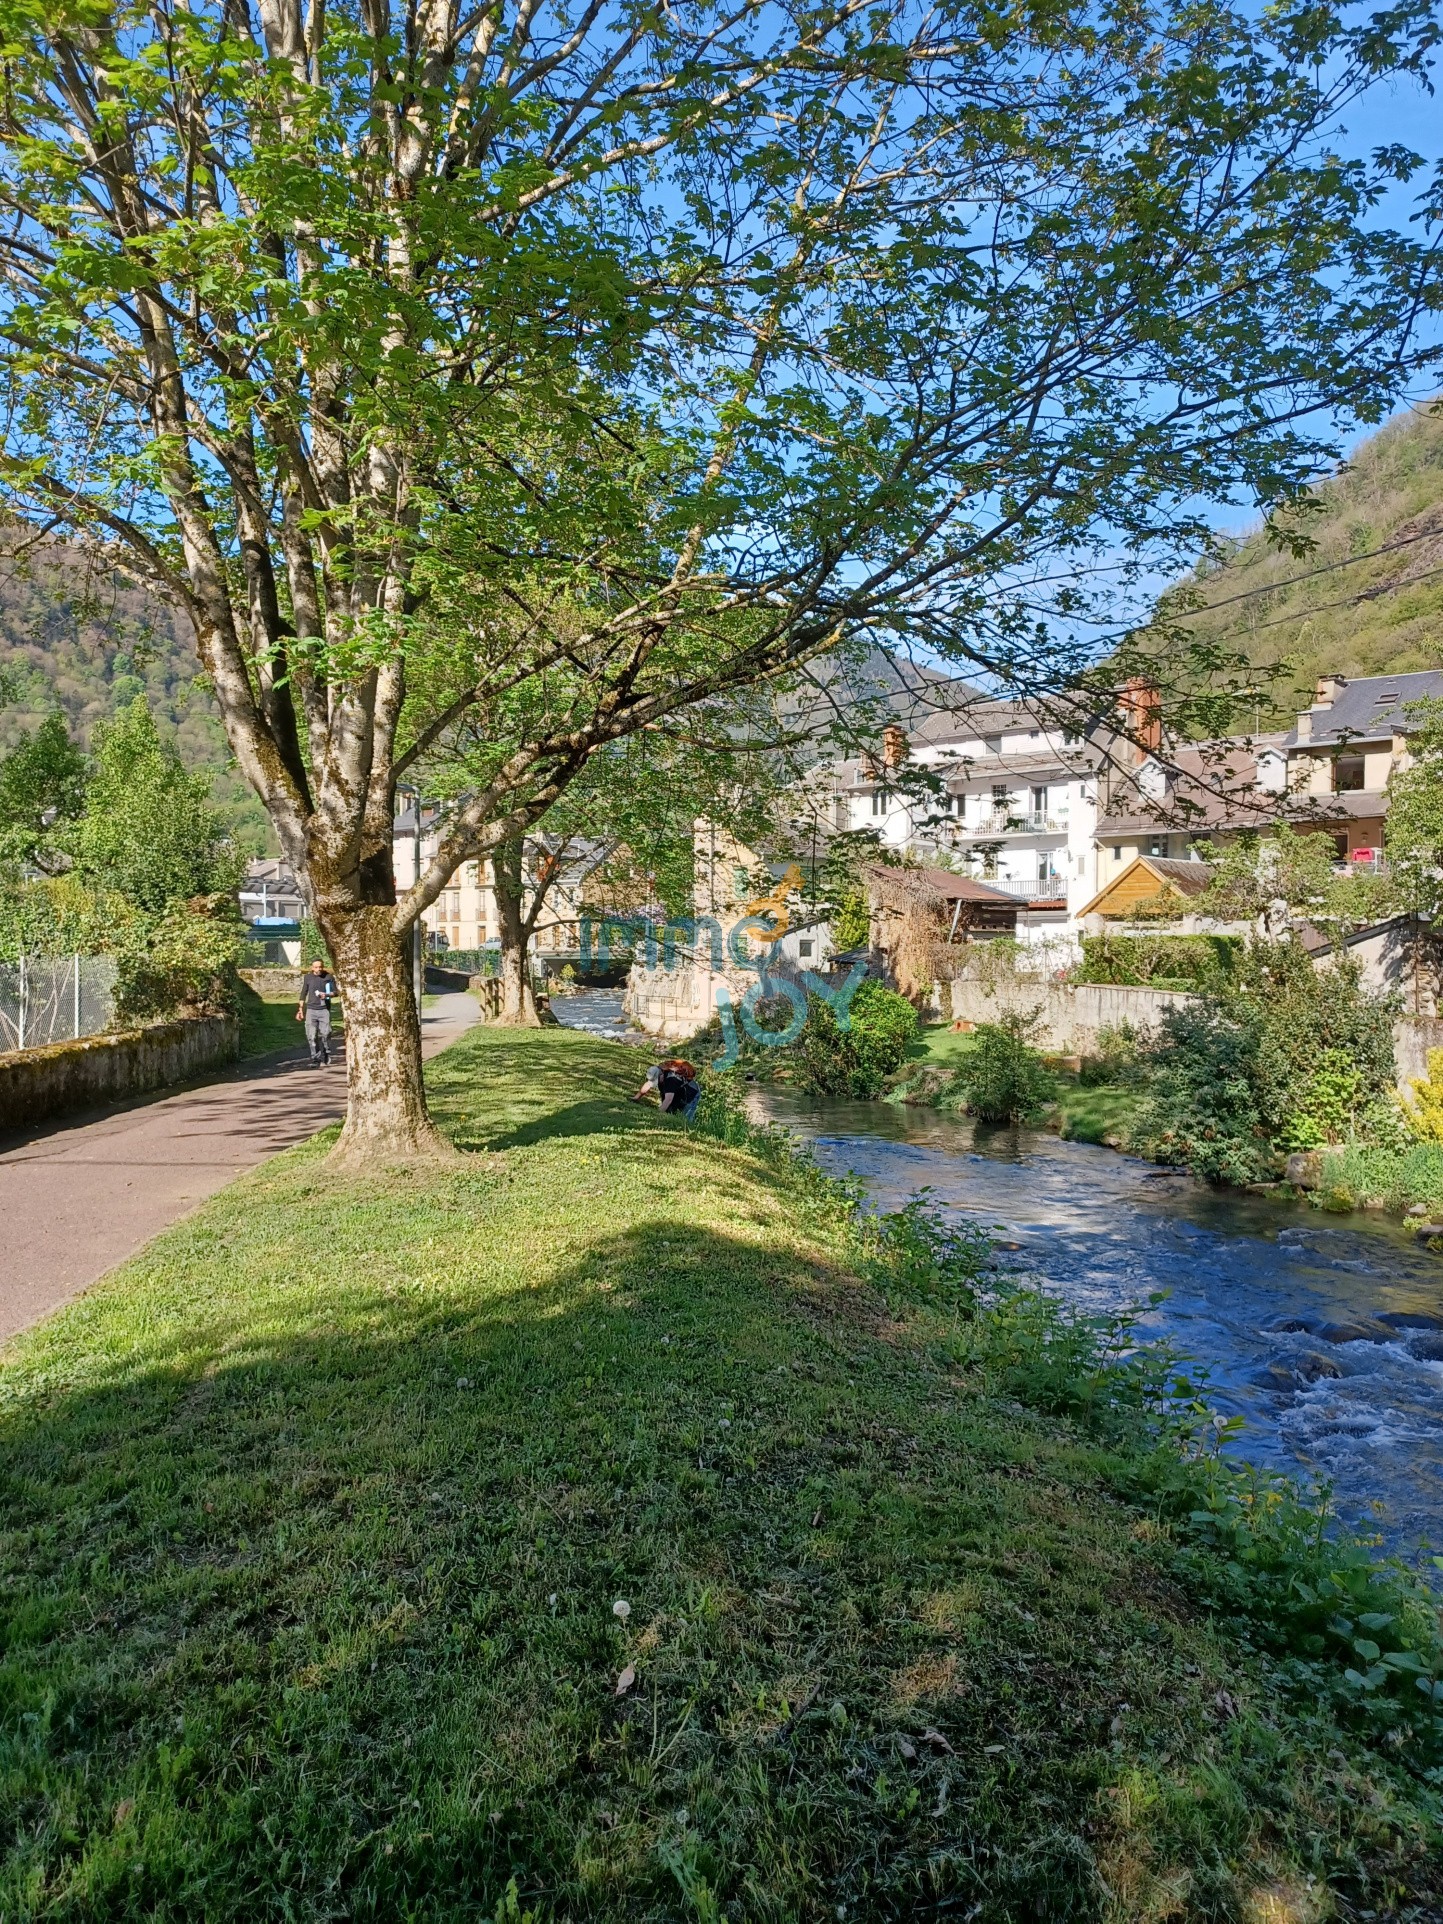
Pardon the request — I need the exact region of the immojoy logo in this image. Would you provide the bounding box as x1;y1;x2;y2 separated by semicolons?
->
578;879;867;1071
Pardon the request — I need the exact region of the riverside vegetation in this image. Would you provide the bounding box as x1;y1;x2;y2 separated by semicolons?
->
877;933;1443;1220
2;1027;1440;1920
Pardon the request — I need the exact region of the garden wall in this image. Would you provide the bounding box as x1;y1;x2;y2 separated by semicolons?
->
239;967;301;998
1393;1016;1443;1094
0;1015;239;1134
948;976;1194;1053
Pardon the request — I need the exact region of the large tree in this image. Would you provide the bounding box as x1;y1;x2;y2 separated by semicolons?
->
0;0;1438;1157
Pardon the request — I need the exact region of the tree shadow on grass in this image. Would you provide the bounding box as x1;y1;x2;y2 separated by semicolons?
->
426;1026;677;1151
0;1196;1289;1924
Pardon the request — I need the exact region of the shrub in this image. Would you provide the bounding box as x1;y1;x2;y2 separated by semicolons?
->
792;979;918;1097
829;889;870;950
112;896;249;1021
1078;932;1241;991
1133;940;1397;1183
959;1010;1054;1122
1403;1046;1443;1143
1077;1020;1145;1087
1132;999;1268;1183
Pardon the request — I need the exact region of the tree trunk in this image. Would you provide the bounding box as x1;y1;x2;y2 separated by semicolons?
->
322;903;452;1164
493;837;542;1026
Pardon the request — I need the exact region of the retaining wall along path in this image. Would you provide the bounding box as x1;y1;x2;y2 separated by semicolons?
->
0;1015;240;1133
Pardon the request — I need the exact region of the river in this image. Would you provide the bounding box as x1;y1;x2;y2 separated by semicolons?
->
750;1087;1443;1564
552;990;1443;1561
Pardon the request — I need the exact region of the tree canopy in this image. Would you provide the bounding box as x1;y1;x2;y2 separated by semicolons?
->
1;0;1440;1150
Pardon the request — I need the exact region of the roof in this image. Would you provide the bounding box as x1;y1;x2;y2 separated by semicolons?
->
865;862;1021;906
1284;671;1443;747
945;757;1084;791
1075;855;1215;921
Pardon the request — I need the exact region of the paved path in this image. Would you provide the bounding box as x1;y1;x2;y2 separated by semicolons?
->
0;992;480;1345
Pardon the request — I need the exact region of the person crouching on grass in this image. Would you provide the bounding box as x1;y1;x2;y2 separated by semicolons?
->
631;1056;701;1120
295;957;339;1067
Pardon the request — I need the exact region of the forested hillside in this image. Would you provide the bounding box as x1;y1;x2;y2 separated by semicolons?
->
1154;404;1443;716
0;535;269;849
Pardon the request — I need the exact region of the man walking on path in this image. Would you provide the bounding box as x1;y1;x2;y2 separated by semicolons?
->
296;959;339;1067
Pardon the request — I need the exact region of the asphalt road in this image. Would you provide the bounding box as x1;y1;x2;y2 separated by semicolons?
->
0;991;480;1346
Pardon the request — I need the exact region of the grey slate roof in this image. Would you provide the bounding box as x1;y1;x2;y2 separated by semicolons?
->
1285;671;1443;746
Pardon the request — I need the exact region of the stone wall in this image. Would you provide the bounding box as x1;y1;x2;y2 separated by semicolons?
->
1393;1016;1443;1093
0;1014;240;1134
948;975;1194;1052
624;963;727;1039
239;966;301;998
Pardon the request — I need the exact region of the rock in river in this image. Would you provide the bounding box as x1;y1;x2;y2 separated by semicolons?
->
1314;1318;1398;1346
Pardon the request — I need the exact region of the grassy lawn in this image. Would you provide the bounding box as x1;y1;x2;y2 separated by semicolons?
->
236;980;344;1061
1051;1075;1144;1148
902;1026;1144;1147
904;1023;980;1067
0;1029;1436;1919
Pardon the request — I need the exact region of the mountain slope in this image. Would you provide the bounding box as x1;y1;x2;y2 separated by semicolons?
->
0;536;270;850
1158;404;1443;712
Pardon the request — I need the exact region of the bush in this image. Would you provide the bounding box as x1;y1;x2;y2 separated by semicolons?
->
1132;999;1268;1183
958;1010;1054;1122
112;896;249;1021
1403;1046;1443;1143
792;979;918;1097
1077;1019;1145;1087
1078;932;1242;991
1133;941;1398;1183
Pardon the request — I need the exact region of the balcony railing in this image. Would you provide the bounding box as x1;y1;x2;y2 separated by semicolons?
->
987;876;1068;900
958;812;1065;838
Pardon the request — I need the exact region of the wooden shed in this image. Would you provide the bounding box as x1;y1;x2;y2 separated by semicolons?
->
1076;856;1214;928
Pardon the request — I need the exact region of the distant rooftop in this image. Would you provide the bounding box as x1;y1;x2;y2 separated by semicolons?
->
1284;670;1443;747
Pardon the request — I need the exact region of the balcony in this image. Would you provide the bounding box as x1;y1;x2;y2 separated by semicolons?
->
957;812;1065;838
987;876;1068;901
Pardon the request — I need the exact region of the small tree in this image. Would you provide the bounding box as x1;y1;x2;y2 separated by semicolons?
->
960;1013;1055;1124
65;701;240;913
0;712;87;874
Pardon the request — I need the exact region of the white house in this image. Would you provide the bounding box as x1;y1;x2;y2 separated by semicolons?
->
831;695;1104;936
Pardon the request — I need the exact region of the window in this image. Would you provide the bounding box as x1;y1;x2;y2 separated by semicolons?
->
1147;837;1165;857
871;790;885;817
798;938;814;957
1112;844;1123;863
1334;754;1365;793
1031;786;1047;817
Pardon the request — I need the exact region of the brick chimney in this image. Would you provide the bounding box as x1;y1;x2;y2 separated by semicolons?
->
1117;678;1162;760
882;722;908;769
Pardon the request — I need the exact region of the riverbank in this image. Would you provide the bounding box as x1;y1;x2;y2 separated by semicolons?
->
1;1028;1438;1918
887;1023;1144;1148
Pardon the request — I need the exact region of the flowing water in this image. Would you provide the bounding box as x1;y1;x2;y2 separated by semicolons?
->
551;987;643;1044
749;1086;1443;1563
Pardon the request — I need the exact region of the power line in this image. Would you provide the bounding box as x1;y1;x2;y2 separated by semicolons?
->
1166;522;1443;621
1218;558;1443;640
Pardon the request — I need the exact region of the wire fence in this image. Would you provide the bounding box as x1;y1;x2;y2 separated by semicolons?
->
0;955;119;1056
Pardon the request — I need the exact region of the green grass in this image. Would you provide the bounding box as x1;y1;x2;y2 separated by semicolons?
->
1316;1139;1443;1217
896;1030;1145;1147
0;1029;1437;1919
1052;1075;1145;1148
904;1023;980;1066
236;980;343;1061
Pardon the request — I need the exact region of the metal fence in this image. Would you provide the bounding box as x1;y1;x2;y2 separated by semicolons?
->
0;955;119;1055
